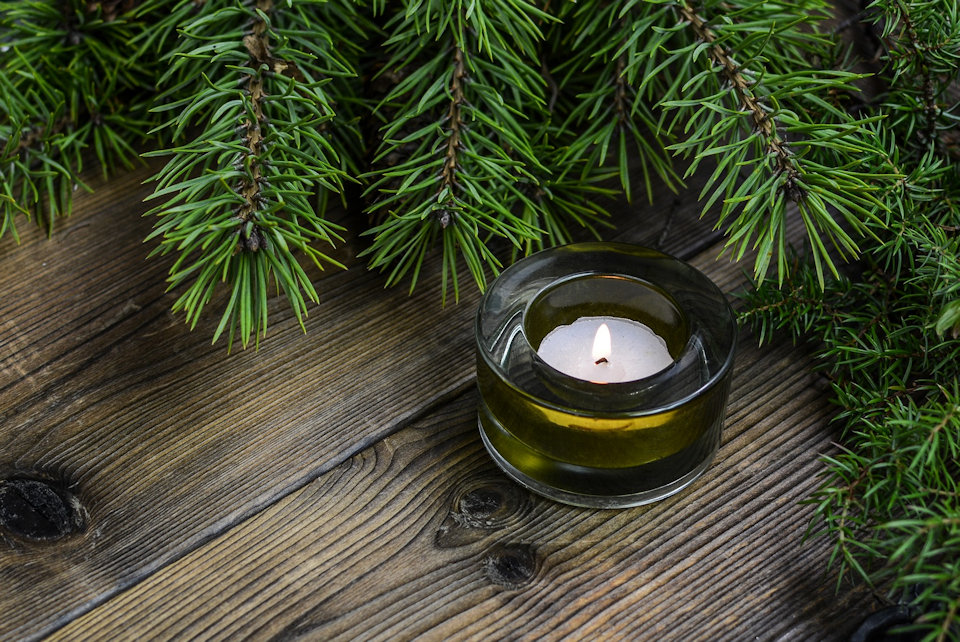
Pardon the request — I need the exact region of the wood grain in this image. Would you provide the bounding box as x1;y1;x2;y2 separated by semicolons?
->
45;213;876;640
0;161;720;639
49;304;874;641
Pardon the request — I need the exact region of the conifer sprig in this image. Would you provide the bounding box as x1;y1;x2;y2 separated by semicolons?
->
552;1;682;202
144;0;365;348
0;0;156;240
545;0;901;287
742;1;960;634
743;254;960;639
361;0;559;301
658;0;898;286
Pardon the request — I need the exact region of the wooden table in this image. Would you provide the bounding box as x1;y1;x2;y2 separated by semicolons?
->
0;162;878;640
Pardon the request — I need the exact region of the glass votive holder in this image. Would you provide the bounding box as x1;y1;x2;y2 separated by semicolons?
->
475;242;737;508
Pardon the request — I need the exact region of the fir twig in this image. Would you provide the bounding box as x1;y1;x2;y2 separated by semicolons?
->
361;0;557;301
661;0;900;286
0;0;156;239
144;0;363;348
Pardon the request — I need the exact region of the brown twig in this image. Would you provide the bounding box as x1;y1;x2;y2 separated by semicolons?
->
613;54;628;130
677;1;803;200
542;59;559;113
233;0;277;253
891;0;941;147
437;45;467;229
85;0;137;22
15;116;72;153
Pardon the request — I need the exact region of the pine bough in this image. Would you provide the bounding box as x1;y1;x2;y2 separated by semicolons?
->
1;2;958;636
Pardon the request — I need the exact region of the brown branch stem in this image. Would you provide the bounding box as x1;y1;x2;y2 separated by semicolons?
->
936;598;959;642
438;45;467;229
614;55;628;128
677;1;801;194
234;0;274;252
16;116;72;153
892;0;940;146
85;0;138;21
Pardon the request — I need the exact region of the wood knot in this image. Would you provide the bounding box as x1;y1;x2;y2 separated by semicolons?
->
0;478;86;541
435;479;531;548
458;486;504;518
482;543;539;589
454;480;528;528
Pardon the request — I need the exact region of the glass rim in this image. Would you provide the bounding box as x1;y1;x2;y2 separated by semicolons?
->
475;242;737;420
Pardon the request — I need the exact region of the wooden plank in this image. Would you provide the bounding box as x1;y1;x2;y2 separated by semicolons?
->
0;161;720;639
43;211;869;639
49;302;873;641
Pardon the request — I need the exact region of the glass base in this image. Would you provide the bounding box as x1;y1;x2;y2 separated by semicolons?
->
478;416;716;509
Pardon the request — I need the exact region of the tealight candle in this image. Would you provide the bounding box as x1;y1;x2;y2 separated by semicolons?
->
537;316;673;383
475;242;737;508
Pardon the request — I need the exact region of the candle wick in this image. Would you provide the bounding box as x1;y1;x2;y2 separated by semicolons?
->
595;357;608;365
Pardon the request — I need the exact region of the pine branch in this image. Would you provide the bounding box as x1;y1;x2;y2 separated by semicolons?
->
144;0;364;348
361;0;559;301
676;0;798;191
745;254;960;636
877;0;959;151
552;2;681;202
0;0;160;239
656;0;902;286
741;46;960;629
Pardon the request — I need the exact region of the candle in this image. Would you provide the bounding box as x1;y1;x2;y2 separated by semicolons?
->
536;316;673;383
475;242;736;508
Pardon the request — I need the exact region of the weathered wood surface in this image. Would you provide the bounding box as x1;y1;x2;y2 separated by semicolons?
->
0;162;876;640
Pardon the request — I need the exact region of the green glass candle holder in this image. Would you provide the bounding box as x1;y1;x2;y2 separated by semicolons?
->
475;242;737;508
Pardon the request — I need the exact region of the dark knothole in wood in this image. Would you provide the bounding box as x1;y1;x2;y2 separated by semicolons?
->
0;478;86;541
482;543;539;589
436;479;532;548
452;480;528;529
459;486;503;518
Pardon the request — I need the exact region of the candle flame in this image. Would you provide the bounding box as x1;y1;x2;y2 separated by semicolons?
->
592;323;611;363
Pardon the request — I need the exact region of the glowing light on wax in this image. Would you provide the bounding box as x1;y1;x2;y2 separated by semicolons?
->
536;316;673;383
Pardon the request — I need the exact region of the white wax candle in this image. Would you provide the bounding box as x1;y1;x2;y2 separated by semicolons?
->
536;316;673;383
